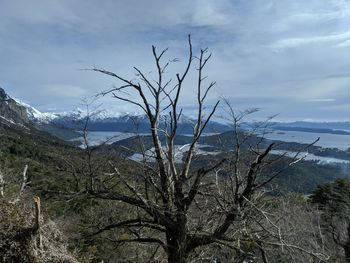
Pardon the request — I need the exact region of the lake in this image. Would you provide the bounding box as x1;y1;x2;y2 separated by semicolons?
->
78;130;350;151
73;131;141;147
264;130;350;150
271;150;350;165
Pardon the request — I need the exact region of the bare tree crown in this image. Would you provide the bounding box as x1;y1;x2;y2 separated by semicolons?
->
88;36;326;263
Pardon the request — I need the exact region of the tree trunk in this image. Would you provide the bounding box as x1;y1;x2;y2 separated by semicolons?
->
168;248;187;263
344;224;350;263
343;242;350;263
344;247;350;263
0;171;4;197
166;222;188;263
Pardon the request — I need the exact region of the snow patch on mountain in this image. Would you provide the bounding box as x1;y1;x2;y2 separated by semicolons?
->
10;97;201;127
14;98;59;123
0;115;16;125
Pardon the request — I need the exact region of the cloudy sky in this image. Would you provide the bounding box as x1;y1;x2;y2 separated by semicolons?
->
1;0;350;121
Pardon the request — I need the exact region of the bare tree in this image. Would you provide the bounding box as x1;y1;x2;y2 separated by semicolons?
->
0;170;4;198
85;35;325;263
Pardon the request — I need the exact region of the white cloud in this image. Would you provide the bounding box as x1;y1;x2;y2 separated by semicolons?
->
0;0;79;26
336;39;350;47
307;98;336;102
190;0;233;26
40;84;87;98
271;31;350;49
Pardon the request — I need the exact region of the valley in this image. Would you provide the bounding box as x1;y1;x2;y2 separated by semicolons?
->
1;86;349;193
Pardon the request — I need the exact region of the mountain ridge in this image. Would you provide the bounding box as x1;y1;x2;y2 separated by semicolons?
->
0;87;232;138
0;87;31;126
2;86;350;138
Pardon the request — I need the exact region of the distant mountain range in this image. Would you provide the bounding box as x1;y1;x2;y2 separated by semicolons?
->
1;86;350;141
48;111;232;134
0;87;231;138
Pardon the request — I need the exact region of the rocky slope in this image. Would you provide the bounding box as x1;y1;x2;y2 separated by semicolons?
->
0;87;30;126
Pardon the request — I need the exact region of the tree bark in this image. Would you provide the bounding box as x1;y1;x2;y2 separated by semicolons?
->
343;242;350;263
0;171;4;197
167;239;187;263
166;218;188;263
343;224;350;263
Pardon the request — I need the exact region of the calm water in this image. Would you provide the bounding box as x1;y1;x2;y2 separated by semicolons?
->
79;130;350;151
271;150;350;164
265;130;350;150
81;131;350;166
74;131;140;147
130;144;220;163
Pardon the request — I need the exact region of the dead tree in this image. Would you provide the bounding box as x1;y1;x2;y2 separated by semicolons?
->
0;166;80;262
0;170;4;198
0;165;42;261
88;36;326;263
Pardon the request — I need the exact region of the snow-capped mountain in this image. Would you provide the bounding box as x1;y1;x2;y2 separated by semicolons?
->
0;87;31;126
0;87;230;137
10;93;229;134
14;99;58;124
48;110;231;134
0;87;78;139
